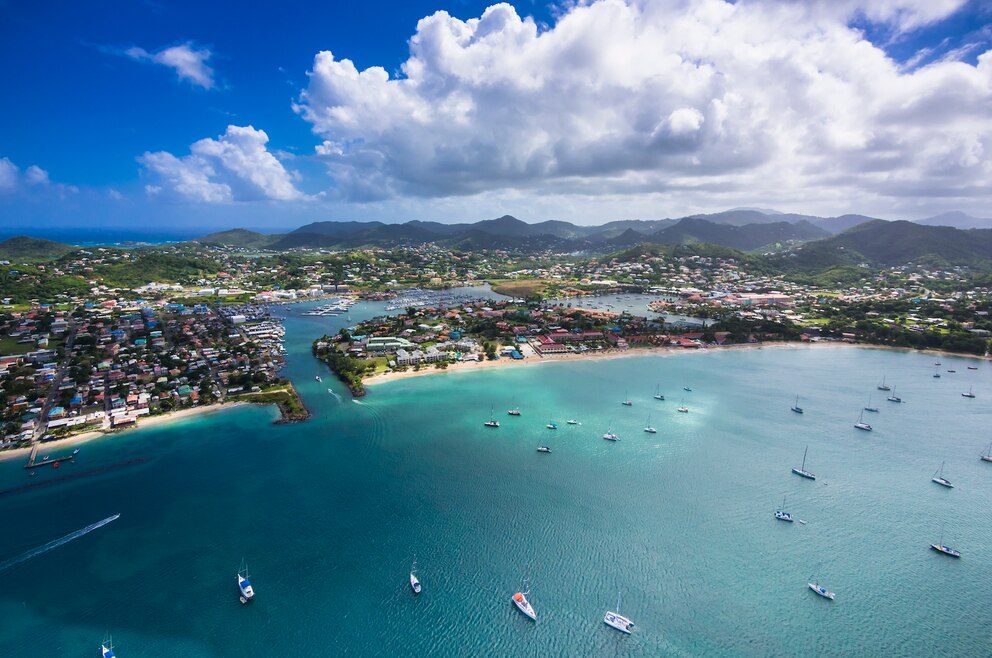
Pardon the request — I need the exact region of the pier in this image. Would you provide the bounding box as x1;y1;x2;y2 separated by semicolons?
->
23;443;77;470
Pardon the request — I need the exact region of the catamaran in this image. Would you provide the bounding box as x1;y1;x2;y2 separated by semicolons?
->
101;635;117;658
808;580;836;600
653;384;665;401
962;386;976;398
877;376;891;391
603;423;620;441
621;390;633;406
854;409;872;431
507;406;521;416
512;588;537;621
791;394;803;414
930;525;961;558
886;386;902;403
484;406;500;428
410;559;422;594
643;415;657;433
931;461;953;488
775;496;794;522
981;443;992;463
677;397;689;413
604;591;635;634
238;560;254;603
864;394;879;412
792;446;815;480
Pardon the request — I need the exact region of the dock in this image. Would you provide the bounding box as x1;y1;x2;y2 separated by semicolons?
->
24;443;77;470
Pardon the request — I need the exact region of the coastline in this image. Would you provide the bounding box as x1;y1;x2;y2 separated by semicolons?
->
0;402;249;463
364;340;990;387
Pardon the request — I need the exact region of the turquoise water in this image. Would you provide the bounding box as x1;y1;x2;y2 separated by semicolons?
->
1;297;991;656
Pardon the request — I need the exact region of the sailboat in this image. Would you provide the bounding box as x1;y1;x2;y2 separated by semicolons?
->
603;591;635;634
981;443;992;463
930;524;961;558
101;634;117;658
484;405;500;428
546;418;558;429
962;386;976;398
603;422;620;441
886;386;902;403
864;394;879;413
238;559;254;603
807;578;836;600
877;376;891;391
643;415;657;433
507;401;521;416
792;446;815;480
410;559;422;594
791;394;803;414
933;366;941;379
653;384;665;401
677;397;689;413
854;409;872;431
931;461;953;488
511;586;537;621
774;496;794;522
621;390;633;406
566;419;579;425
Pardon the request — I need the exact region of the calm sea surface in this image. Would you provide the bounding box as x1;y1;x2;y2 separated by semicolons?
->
1;293;990;657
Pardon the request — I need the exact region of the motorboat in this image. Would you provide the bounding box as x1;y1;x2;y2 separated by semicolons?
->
566;419;579;425
512;590;536;621
537;446;551;453
808;582;836;600
238;561;254;603
410;560;422;594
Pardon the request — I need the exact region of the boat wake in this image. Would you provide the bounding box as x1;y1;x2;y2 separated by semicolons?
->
327;389;343;403
0;513;120;572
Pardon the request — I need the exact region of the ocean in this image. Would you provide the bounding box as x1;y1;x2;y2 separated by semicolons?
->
1;294;989;656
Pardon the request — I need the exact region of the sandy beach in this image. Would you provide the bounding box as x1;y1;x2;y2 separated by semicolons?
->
364;340;990;387
0;402;249;463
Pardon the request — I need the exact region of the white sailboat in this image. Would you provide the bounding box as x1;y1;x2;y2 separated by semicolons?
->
775;496;794;522
643;415;657;433
603;422;620;441
101;634;117;658
864;394;879;413
604;591;634;634
791;394;803;414
930;524;961;558
931;461;953;488
410;559;422;594
854;409;872;431
484;405;500;428
677;397;689;413
877;376;891;391
962;386;976;398
886;386;902;403
566;419;579;425
981;443;992;463
653;384;665;401
933;366;941;378
792;446;815;480
238;559;254;603
621;390;633;406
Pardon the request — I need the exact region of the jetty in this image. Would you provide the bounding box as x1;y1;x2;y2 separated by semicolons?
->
24;443;77;470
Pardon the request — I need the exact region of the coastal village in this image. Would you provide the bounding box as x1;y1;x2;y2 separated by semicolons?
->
2;240;991;448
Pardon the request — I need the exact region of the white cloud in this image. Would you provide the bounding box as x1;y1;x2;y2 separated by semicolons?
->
294;0;992;217
0;158;17;192
139;125;308;202
24;165;50;185
125;42;216;89
0;157;76;195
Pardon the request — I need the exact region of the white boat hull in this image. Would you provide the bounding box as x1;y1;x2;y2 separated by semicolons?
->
808;583;835;600
604;611;634;633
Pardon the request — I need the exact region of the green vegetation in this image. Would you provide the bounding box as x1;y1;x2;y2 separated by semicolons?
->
0;236;77;261
489;279;555;300
312;338;379;397
233;383;309;422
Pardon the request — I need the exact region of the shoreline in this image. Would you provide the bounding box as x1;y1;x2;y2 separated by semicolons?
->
0;402;250;463
364;340;989;387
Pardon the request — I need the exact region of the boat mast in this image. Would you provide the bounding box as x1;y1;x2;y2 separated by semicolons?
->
801;446;808;471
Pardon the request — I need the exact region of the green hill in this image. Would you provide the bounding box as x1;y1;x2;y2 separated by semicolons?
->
0;236;77;261
196;228;281;249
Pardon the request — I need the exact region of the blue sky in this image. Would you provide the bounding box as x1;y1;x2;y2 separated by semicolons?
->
1;0;991;235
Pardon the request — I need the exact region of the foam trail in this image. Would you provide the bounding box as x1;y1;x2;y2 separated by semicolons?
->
0;514;120;572
328;389;343;403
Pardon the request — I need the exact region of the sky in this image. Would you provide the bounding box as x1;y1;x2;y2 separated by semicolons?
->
1;0;991;235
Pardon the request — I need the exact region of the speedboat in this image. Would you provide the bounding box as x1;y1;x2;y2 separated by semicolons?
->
808;582;835;600
512;591;536;621
484;420;500;428
238;562;254;602
410;561;421;594
566;419;579;425
930;543;961;558
315;375;321;382
537;446;551;453
931;462;953;488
